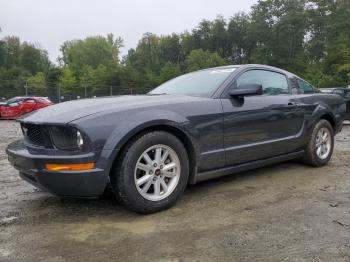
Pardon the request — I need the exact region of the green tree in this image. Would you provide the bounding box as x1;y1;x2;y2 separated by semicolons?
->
3;0;350;98
186;49;227;72
45;67;61;101
21;42;50;74
58;68;77;95
159;62;182;83
26;72;46;95
60;34;123;77
227;12;250;64
0;36;54;98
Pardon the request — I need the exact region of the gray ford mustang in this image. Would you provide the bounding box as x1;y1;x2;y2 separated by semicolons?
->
6;64;345;213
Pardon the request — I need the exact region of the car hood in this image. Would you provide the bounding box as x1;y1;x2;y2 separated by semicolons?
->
19;95;209;124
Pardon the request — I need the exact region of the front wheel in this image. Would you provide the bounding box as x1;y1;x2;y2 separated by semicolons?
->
111;131;189;214
302;119;334;167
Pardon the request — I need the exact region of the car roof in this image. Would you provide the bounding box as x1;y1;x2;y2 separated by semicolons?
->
5;96;50;103
323;87;349;90
8;96;48;100
204;64;296;77
320;87;350;92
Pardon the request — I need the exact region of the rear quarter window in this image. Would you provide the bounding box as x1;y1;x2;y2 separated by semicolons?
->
296;78;315;94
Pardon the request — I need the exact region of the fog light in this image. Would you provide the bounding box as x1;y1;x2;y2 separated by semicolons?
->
45;163;95;171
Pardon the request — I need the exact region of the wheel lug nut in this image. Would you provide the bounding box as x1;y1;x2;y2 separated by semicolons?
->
160;165;163;169
149;170;153;175
153;163;157;167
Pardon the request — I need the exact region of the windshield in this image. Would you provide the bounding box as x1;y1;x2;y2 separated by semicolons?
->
39;97;52;103
7;97;24;103
149;67;236;96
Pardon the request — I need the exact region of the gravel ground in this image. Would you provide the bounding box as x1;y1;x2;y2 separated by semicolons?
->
0;120;349;262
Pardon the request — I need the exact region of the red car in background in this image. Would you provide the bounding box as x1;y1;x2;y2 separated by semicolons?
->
0;97;54;120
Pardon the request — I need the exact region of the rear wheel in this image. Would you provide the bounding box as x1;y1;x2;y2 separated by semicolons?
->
302;119;334;167
111;131;189;214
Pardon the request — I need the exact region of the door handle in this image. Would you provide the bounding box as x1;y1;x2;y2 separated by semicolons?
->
288;102;297;106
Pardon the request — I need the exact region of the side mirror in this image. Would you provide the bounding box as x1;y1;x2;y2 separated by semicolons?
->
229;84;263;97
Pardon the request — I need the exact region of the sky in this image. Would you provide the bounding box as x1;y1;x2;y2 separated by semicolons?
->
0;0;257;63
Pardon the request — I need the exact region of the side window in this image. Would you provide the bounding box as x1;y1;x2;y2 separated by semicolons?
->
25;99;36;103
236;70;289;95
332;89;344;97
344;90;350;99
296;78;315;94
8;102;20;107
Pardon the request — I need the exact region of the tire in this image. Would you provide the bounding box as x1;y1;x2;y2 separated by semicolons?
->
302;119;334;167
111;131;189;214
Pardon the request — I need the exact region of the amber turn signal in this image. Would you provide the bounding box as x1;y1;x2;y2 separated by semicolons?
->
45;163;95;171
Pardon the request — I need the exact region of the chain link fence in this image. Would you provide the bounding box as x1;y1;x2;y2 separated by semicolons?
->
5;86;144;103
53;86;138;103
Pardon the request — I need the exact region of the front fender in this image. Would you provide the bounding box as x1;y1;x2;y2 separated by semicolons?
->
95;109;200;180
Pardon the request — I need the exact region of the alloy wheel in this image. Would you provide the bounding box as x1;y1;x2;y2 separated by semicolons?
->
315;127;332;160
134;144;181;201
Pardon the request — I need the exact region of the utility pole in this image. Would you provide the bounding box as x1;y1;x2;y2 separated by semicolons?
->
110;86;113;96
24;81;28;96
84;86;87;98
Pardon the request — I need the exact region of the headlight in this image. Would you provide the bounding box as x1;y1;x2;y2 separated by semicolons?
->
49;126;85;151
76;130;84;148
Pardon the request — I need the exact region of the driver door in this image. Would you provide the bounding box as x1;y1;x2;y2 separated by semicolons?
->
21;99;37;114
221;69;305;166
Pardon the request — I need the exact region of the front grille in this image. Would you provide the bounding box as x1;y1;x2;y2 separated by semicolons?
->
22;124;46;147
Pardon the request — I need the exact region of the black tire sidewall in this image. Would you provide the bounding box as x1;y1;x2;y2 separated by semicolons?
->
117;131;189;213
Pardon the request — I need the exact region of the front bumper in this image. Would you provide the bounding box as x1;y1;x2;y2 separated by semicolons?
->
6;139;108;197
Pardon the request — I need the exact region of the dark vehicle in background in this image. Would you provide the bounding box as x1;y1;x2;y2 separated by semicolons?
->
0;96;54;120
320;87;350;120
6;64;345;214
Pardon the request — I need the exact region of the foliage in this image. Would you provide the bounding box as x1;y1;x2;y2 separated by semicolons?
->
0;36;51;97
1;0;350;99
186;49;227;72
26;72;46;95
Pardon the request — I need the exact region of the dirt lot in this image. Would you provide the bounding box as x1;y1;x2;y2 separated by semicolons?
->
0;120;349;262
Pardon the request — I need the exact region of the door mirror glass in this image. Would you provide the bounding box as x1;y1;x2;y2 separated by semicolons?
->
229;84;263;97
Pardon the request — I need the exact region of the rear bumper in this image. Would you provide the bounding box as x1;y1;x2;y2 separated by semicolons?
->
6;140;108;197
